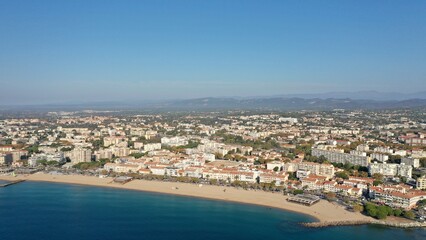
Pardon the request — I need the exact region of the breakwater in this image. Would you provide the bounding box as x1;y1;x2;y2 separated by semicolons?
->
0;179;25;187
371;220;426;228
302;220;371;228
302;220;426;228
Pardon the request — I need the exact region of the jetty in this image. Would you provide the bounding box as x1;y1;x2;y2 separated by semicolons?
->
0;179;26;187
301;220;426;228
301;220;371;228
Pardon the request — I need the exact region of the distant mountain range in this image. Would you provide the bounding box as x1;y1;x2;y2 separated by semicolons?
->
1;91;426;112
153;97;426;111
254;91;426;101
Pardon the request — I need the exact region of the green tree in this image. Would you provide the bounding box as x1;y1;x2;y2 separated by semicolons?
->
352;204;364;212
376;209;388;219
61;147;73;152
358;171;369;178
403;211;415;219
384;206;394;216
376;205;391;219
364;203;378;217
91;139;104;150
417;199;426;207
36;159;48;166
317;155;327;163
367;207;378;218
26;145;40;154
393;209;403;216
335;171;349;179
129;152;145;158
47;161;60;166
372;173;384;181
293;189;304;195
209;179;218;185
373;180;383;186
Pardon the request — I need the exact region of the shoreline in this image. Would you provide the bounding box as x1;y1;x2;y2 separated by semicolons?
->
0;173;374;225
30;179;322;222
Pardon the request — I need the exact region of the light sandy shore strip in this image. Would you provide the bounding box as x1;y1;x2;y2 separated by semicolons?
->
0;173;371;223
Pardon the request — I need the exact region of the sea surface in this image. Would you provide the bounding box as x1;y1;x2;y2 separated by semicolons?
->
0;181;425;240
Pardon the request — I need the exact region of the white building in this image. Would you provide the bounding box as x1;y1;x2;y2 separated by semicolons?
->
297;162;335;179
144;143;162;152
94;149;113;160
278;117;298;124
393;150;407;156
401;157;420;168
356;144;370;152
134;142;144;149
150;166;166;175
104;163;139;173
370;153;389;163
103;136;127;147
296;170;311;179
374;146;394;154
370;187;426;209
111;147;130;157
369;162;412;178
28;153;66;166
161;137;188;147
350;150;367;157
312;148;370;166
203;169;256;183
266;161;283;171
65;148;92;164
417;176;426;190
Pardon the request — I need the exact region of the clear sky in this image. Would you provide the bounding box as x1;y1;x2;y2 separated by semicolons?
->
1;1;425;104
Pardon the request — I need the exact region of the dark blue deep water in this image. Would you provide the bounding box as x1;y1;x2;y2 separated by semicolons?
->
0;181;425;240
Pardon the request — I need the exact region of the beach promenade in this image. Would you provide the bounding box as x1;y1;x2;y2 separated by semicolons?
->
0;173;370;224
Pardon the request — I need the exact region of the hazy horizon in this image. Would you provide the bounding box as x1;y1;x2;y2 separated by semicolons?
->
1;90;426;107
1;1;426;105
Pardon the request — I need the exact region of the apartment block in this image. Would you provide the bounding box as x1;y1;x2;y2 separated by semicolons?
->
312;148;371;166
369;162;412;178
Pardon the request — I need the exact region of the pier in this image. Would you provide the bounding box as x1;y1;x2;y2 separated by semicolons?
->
0;179;26;187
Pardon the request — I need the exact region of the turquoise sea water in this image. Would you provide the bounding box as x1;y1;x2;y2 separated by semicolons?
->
0;181;425;240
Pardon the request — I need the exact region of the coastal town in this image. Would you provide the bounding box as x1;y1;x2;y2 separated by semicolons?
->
1;109;426;224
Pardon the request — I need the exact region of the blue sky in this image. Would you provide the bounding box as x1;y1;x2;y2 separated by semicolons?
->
0;1;425;104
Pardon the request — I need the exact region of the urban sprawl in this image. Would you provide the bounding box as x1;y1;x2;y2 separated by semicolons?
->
1;109;426;221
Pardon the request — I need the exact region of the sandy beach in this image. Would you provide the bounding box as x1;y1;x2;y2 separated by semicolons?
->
0;173;371;223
